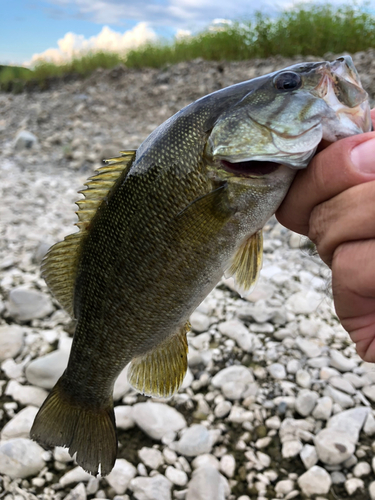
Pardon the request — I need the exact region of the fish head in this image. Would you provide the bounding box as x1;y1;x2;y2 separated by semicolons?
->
206;55;371;180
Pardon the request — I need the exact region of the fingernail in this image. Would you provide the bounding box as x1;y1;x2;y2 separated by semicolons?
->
351;138;375;173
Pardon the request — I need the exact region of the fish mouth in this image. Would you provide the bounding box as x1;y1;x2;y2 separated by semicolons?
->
220;159;280;177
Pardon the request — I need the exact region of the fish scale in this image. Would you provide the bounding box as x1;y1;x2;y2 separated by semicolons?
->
31;56;371;476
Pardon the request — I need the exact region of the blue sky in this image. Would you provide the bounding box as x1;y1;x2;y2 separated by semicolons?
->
1;0;375;66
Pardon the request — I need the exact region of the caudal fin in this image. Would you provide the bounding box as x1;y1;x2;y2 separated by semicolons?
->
30;376;117;476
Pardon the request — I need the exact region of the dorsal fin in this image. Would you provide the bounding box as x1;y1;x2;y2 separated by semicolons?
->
41;151;136;317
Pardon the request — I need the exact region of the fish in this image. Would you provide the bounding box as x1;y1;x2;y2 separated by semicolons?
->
30;55;371;476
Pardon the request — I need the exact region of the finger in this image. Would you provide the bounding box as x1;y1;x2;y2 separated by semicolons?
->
276;132;375;235
308;180;375;266
332;239;375;363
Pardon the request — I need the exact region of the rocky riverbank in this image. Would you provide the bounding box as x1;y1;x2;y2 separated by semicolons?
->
1;50;375;500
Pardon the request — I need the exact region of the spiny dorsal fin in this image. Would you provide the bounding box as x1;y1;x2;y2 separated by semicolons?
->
41;150;136;317
127;322;190;399
225;230;263;296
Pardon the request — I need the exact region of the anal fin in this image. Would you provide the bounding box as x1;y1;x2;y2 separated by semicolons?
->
127;323;189;399
226;230;263;295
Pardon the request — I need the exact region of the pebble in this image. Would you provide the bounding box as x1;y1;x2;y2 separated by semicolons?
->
353;461;371;477
364;412;375;435
6;286;54;322
295;337;322;358
312;397;332;420
114;406;135;430
362;384;375;402
165;466;188;486
295;389;319;417
63;482;87;500
191;454;220;470
138;447;164;470
282;440;303;458
314;429;355;464
331;471;346;484
298;466;332;496
185;465;229;500
5;380;48;407
1;405;38;440
296;369;312;388
211;365;254;400
329;376;356;394
345;477;364;495
190;311;210;333
14;130;38;150
105;459;137;494
323;385;354;408
275;479;294;495
130;474;172;500
0;324;24;361
286;290;322;314
329;349;357;372
219;454;235;478
0;438;45;478
300;444;318;469
268;363;286;379
132;402;186;440
172;424;213;456
218;319;258;352
214;400;232;418
60;467;92;486
370;481;375;500
287;359;301;374
25;349;70;389
113;365;131;400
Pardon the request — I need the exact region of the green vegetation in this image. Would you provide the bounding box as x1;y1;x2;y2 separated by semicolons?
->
2;3;375;91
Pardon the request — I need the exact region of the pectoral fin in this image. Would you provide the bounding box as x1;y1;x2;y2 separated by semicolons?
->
225;230;263;295
127;323;189;398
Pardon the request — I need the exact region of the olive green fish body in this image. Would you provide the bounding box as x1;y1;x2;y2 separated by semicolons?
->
31;56;371;476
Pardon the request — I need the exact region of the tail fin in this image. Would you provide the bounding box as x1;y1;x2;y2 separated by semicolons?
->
30;376;117;476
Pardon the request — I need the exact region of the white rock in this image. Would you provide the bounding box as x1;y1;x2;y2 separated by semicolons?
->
312;397;332;420
60;466;92;486
63;482;87;500
314;429;355;465
181;367;194;389
106;458;137;494
345;477;364;495
320;366;340;380
114;406;135;430
275;479;294;495
331;471;346;484
1;406;38;440
327;406;370;440
298;466;332;497
268;363;286;379
343;372;365;388
329;376;356;394
138;447;164;470
364;412;375;435
370;481;375;500
296;369;311;388
130;474;172;500
282;440;303;458
219;320;258;352
14;130;38;150
214;400;232;418
7;286;54;322
353;461;371;477
295;337;322;358
286;290;322;314
287;359;301;374
295;389;319;417
190;311;210;333
0;438;45;478
54;446;73;463
0;325;24;361
300;444;318;469
172;424;213;456
25;349;69;389
323;385;354;408
186;465;229;500
212;365;254;399
5;380;48;407
265;415;281;429
362;385;375;402
113;365;131;400
329;349;357;372
132;402;186;440
165;465;188;486
220;454;235;478
191;454;220;470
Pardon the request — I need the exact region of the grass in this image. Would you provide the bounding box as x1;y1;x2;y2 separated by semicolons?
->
2;3;375;92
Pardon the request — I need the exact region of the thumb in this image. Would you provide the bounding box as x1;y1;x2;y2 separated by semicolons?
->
276;113;375;235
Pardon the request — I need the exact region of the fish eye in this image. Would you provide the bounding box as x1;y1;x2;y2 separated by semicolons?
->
274;72;302;92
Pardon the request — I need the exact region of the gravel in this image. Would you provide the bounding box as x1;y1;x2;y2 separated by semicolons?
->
1;51;375;499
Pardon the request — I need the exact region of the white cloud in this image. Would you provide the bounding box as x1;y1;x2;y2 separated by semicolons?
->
29;22;156;65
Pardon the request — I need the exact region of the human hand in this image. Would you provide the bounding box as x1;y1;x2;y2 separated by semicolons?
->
276;109;375;363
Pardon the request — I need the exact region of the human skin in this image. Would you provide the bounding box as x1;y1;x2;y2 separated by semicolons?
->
277;109;375;363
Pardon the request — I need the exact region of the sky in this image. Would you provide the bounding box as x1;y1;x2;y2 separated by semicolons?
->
1;0;375;66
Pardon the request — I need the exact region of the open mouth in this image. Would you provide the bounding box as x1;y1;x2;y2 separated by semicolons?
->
221;159;280;176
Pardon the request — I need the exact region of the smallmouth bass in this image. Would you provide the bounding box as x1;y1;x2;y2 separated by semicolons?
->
31;56;371;475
